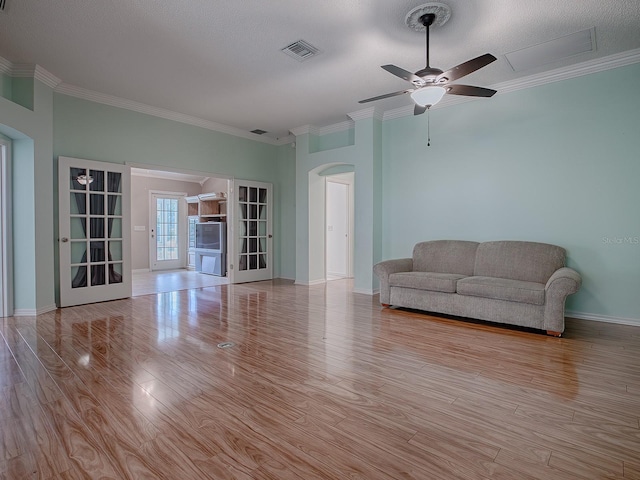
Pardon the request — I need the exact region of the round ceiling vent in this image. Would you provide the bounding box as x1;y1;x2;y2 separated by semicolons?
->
405;2;452;31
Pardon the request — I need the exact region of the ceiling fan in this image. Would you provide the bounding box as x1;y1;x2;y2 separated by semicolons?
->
359;9;497;115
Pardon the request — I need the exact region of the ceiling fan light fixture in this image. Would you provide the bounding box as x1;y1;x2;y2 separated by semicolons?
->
410;86;446;107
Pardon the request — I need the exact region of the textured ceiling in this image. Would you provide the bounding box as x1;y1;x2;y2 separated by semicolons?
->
1;0;639;140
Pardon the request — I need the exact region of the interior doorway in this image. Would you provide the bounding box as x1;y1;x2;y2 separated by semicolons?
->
325;173;354;280
130;166;231;296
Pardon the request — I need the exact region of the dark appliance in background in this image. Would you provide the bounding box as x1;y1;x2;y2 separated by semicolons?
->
194;222;226;276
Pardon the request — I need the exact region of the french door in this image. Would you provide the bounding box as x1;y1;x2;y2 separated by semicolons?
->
231;180;272;283
58;157;131;307
149;193;186;271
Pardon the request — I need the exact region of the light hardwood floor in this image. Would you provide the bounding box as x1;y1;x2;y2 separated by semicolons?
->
1;279;639;479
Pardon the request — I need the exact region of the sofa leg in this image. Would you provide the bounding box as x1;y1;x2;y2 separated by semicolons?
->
546;330;562;337
381;303;391;308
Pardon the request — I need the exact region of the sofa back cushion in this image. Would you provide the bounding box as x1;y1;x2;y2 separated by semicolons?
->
413;240;479;275
474;241;565;283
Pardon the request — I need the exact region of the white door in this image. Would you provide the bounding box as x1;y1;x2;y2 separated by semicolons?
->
149;193;186;271
58;156;131;307
326;180;349;278
231;180;272;283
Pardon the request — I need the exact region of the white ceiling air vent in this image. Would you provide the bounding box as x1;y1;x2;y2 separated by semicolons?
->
281;40;321;62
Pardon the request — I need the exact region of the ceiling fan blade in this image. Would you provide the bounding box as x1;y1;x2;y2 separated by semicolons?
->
358;89;412;104
446;84;497;98
437;53;497;83
414;104;427;116
381;65;422;83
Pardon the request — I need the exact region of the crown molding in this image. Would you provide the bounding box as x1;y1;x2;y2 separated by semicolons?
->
290;125;319;137
2;49;639;143
318;119;354;136
34;65;62;88
9;63;35;77
271;134;296;145
383;48;640;122
55;83;282;145
0;56;11;75
347;106;383;122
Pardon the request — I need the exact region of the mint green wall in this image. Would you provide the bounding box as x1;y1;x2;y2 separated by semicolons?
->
53;93;294;284
382;63;640;320
312;128;354;152
53;95;276;179
0;76;34;110
0;79;55;313
1;74;11;101
294;117;382;293
275;144;296;279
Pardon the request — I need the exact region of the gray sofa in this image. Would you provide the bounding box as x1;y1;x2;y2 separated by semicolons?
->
374;240;581;336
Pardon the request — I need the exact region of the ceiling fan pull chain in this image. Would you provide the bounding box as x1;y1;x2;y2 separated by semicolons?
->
427;108;431;146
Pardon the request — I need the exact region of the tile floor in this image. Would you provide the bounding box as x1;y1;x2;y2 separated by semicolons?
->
132;269;228;296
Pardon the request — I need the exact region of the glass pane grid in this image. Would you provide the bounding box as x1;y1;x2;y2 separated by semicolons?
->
156;198;179;261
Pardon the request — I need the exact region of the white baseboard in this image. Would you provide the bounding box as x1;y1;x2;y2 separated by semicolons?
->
566;310;640;327
295;279;326;286
276;275;295;281
13;304;57;317
132;268;150;274
353;287;375;295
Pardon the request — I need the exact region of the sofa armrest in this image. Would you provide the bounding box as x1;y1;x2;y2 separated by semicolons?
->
544;267;582;333
373;258;413;305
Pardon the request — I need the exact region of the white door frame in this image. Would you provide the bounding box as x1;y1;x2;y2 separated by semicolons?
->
148;191;187;271
0;138;13;317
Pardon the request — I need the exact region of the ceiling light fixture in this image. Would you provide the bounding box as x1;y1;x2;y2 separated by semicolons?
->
410;86;447;108
76;174;93;185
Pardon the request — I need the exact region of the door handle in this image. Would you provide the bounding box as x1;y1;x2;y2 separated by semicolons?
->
61;237;69;243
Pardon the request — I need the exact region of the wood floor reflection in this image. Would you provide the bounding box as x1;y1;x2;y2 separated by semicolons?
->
1;279;640;479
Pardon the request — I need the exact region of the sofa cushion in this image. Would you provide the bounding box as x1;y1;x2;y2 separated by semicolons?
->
413;240;479;275
457;276;546;305
474;241;565;284
389;272;466;293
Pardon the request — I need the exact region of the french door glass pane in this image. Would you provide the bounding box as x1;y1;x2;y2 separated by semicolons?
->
156;197;178;261
110;263;123;283
90;218;104;239
108;195;121;215
71;218;86;239
71;266;87;288
91;264;106;285
109;218;122;238
90;194;104;215
90;241;105;262
70;193;86;214
109;241;122;261
89;170;104;192
107;172;121;192
71;241;86;264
